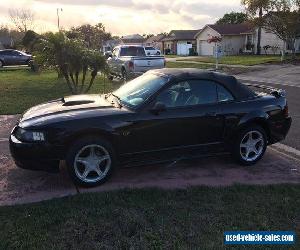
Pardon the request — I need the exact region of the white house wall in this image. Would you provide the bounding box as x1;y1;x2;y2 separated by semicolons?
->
196;27;246;56
253;28;285;54
196;26;220;56
222;36;245;55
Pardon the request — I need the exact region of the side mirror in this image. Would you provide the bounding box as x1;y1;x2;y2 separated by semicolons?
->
150;102;166;115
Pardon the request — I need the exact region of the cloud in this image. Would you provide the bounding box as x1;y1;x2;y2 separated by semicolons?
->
1;0;243;35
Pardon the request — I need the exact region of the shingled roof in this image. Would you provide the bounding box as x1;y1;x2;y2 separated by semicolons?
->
162;30;200;41
197;23;253;37
145;34;166;44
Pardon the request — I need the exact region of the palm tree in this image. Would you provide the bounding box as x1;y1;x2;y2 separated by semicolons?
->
36;32;107;94
242;0;272;55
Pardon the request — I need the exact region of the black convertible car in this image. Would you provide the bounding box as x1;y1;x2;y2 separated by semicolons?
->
9;68;291;186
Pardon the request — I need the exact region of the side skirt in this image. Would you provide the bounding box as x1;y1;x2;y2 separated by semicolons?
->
119;142;227;168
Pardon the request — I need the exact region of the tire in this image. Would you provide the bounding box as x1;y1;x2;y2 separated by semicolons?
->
27;60;33;67
66;136;116;187
121;68;128;83
0;60;3;68
232;125;267;166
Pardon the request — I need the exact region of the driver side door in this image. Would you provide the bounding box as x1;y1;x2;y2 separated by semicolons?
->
125;79;224;154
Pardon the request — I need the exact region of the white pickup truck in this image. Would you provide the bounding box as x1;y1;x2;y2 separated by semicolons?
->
107;45;165;81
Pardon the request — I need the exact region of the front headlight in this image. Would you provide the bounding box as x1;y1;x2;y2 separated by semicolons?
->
15;128;45;142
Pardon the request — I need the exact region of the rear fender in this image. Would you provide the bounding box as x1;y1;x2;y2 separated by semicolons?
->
225;110;270;147
238;110;269;128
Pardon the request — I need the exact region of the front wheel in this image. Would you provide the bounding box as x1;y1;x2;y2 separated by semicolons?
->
0;60;3;68
66;137;116;187
232;125;267;166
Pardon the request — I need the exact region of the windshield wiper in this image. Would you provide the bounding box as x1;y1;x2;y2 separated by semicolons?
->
110;93;123;108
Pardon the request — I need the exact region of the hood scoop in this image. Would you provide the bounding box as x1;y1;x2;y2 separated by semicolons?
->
62;95;95;106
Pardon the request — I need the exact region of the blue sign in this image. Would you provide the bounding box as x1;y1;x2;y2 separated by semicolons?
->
224;231;295;245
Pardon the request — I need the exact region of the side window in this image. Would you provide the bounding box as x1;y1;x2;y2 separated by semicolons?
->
156;80;217;108
217;84;234;102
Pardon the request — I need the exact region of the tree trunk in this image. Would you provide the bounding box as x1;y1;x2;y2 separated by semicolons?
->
256;7;263;55
84;70;97;93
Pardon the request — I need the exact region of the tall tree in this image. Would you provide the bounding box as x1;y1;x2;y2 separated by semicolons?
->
216;12;249;24
36;32;107;94
67;23;112;50
22;30;39;52
9;8;35;33
242;0;272;54
262;0;300;59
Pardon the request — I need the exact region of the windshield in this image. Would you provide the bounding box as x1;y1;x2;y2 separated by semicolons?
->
113;73;168;108
120;47;146;57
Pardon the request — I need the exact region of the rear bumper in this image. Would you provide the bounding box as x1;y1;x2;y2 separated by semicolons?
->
269;117;292;144
9;134;63;172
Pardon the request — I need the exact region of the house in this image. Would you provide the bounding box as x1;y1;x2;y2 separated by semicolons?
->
195;23;253;56
195;23;300;56
102;39;122;53
120;34;145;46
161;30;200;55
250;28;300;55
145;34;165;51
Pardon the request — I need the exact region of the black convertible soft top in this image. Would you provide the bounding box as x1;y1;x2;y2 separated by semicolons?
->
150;68;256;100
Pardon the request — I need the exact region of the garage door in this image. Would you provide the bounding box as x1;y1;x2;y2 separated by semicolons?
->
199;41;214;56
177;42;192;56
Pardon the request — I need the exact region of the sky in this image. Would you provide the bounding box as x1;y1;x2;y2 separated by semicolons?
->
0;0;243;36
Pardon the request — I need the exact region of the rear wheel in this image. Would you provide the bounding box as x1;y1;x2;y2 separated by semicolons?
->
66;137;116;187
232;125;267;165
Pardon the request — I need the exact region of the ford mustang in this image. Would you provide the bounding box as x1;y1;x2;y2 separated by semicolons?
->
9;68;292;187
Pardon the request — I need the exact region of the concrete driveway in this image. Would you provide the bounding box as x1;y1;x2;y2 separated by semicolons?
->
1;115;300;206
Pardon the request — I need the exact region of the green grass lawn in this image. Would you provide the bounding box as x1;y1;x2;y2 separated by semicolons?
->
0;185;299;249
164;54;181;58
0;69;115;115
178;55;286;66
166;61;212;69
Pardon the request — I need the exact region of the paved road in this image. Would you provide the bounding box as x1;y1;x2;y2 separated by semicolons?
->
236;64;300;150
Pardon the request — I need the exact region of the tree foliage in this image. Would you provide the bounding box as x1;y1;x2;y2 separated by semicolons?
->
9;8;35;33
36;32;108;94
262;0;300;57
242;0;273;54
22;30;39;52
66;23;112;50
216;12;249;24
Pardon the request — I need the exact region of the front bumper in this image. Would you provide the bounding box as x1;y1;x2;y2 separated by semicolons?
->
9;134;64;172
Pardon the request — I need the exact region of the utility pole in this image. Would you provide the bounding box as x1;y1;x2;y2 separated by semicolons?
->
57;8;63;30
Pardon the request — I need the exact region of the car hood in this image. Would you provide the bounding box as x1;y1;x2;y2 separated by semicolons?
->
19;94;129;128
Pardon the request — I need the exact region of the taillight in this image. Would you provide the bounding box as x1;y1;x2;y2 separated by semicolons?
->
128;61;134;70
283;105;289;117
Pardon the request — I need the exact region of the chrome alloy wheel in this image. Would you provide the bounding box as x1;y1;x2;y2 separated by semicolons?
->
240;130;264;162
74;144;111;183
